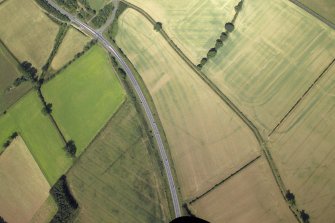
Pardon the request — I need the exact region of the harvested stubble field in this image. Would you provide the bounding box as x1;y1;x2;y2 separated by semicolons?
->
190;157;296;223
67;100;171;223
43;45;125;155
0;91;72;184
269;63;335;222
0;137;50;223
202;0;335;135
125;0;239;64
115;9;259;200
50;28;91;71
297;0;335;24
0;0;59;70
0;41;32;113
30;196;58;223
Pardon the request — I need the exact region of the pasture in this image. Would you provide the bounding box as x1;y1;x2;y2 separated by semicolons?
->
297;0;335;24
115;9;259;199
42;45;125;154
0;41;31;113
0;137;50;223
0;91;72;184
269;63;335;222
0;0;59;70
126;0;239;64
202;0;335;135
50;28;90;71
67;100;172;223
88;0;109;10
190;158;296;223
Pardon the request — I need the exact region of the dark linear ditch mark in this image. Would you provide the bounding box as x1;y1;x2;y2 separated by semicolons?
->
189;154;261;204
269;58;335;136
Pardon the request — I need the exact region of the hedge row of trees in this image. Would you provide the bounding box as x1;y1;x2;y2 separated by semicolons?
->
285;190;310;223
50;175;78;223
2;132;18;149
197;1;242;69
35;0;69;21
91;3;114;28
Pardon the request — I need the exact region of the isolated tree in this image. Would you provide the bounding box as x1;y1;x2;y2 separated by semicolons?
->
300;210;310;223
215;39;223;49
65;140;77;157
225;22;235;32
154;22;163;31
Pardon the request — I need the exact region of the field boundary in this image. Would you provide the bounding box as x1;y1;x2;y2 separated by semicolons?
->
269;58;335;136
110;50;179;218
119;3;302;222
189;155;261;204
289;0;335;29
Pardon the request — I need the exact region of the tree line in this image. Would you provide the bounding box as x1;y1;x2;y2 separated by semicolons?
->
50;175;79;222
35;0;69;21
197;0;242;69
2;132;18;149
92;3;114;28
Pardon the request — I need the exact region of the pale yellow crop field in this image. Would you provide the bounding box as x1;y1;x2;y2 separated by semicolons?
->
51;28;90;71
0;0;59;70
202;0;335;134
125;0;239;64
116;9;259;200
269;63;335;222
0;137;50;223
190;157;296;223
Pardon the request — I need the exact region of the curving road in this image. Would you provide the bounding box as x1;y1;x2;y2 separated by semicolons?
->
45;0;181;218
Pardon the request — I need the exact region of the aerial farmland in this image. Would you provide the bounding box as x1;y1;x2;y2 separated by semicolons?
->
0;0;334;222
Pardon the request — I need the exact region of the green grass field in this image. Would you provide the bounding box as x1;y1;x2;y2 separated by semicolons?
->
0;41;32;113
0;91;72;184
67;100;172;222
42;45;125;154
88;0;110;10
